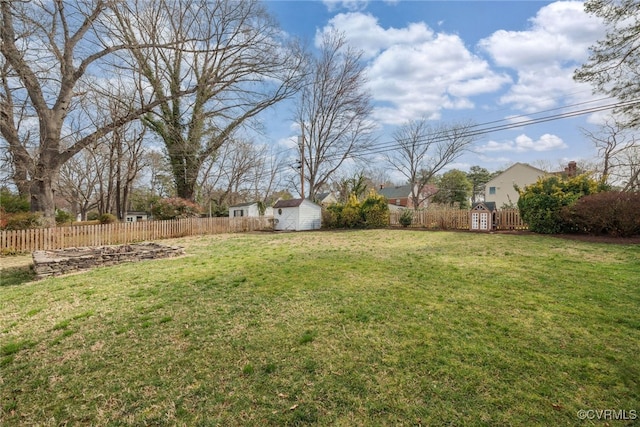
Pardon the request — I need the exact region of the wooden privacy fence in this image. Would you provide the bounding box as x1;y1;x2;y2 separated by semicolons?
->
1;216;273;254
389;208;527;231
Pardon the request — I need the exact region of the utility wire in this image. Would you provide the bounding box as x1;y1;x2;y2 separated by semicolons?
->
312;97;640;162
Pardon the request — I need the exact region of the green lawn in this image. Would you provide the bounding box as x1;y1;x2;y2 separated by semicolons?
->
1;230;639;426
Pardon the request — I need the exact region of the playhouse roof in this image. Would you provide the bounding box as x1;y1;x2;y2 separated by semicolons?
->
472;201;497;211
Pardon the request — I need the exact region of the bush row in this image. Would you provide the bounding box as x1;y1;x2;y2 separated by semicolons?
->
322;191;390;229
518;174;639;237
561;192;640;237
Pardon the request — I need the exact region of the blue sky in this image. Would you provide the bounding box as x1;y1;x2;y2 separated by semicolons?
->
260;0;610;177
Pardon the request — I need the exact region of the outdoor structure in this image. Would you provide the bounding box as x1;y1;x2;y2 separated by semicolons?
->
470;202;497;232
125;211;150;222
32;243;184;279
273;198;321;231
484;163;546;208
228;202;273;218
377;184;438;211
316;192;338;206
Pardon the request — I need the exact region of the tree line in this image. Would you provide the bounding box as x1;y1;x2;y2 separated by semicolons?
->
1;0;638;226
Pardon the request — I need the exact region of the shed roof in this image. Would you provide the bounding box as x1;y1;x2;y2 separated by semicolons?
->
273;198;304;208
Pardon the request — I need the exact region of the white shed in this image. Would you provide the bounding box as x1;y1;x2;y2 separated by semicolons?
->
125;211;150;222
228;202;273;218
273;198;322;231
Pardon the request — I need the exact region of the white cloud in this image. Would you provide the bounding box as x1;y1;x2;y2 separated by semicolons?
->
322;0;369;13
477;133;567;153
478;1;605;113
318;13;511;125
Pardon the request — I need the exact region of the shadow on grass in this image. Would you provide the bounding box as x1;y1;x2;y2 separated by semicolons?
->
0;266;36;287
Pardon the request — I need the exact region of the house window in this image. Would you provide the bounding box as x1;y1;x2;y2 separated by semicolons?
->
489;187;496;195
395;199;401;205
233;210;244;217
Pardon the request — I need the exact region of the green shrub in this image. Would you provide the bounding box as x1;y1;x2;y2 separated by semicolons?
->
87;211;100;221
399;210;413;227
361;190;389;228
151;198;202;220
2;212;43;230
99;213;118;224
55;209;73;225
322;205;341;229
560;191;640;237
517;174;600;234
340;194;363;228
0;188;29;213
322;191;390;229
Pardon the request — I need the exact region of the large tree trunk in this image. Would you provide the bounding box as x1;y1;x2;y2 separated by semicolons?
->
29;163;59;227
171;153;202;201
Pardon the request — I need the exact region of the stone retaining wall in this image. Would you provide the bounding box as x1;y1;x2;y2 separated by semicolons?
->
32;242;184;279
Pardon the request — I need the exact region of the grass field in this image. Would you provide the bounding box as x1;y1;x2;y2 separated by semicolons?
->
1;230;639;426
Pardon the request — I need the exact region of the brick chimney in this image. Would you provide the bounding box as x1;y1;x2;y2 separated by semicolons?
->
565;161;577;177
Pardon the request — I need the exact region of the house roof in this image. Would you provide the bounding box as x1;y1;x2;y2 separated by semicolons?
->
228;201;258;208
273;198;304;208
486;162;546;186
378;185;411;200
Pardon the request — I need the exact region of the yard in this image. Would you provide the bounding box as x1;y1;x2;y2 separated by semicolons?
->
1;230;639;426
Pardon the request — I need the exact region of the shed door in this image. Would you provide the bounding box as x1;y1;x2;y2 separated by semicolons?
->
281;208;297;230
471;212;479;230
479;212;489;230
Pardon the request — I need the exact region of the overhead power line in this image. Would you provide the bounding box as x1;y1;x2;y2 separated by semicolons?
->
347;97;640;160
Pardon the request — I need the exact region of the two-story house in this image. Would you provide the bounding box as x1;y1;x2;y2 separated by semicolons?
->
484;163;546;208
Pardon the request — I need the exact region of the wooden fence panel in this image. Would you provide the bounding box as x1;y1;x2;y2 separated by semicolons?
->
1;216;274;254
390;208;527;231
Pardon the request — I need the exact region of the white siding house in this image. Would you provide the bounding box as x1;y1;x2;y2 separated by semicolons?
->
485;163;546;208
228;202;273;218
125;211;150;222
273;199;322;231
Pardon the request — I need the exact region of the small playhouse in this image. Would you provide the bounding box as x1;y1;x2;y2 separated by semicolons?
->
470;202;497;232
273;198;322;231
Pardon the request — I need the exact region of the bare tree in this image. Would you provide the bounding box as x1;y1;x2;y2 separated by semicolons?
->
574;0;640;129
58;149;102;220
583;119;640;189
199;139;282;209
0;55;35;197
296;31;375;200
110;0;305;202
248;146;286;205
0;1;198;224
200;139;256;207
145;150;175;199
385;119;476;210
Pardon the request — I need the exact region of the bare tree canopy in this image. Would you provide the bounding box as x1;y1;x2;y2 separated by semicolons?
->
199;139;283;209
110;0;305;201
0;0;196;223
574;0;640;128
386;119;476;209
296;31;375;200
583;119;640;190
